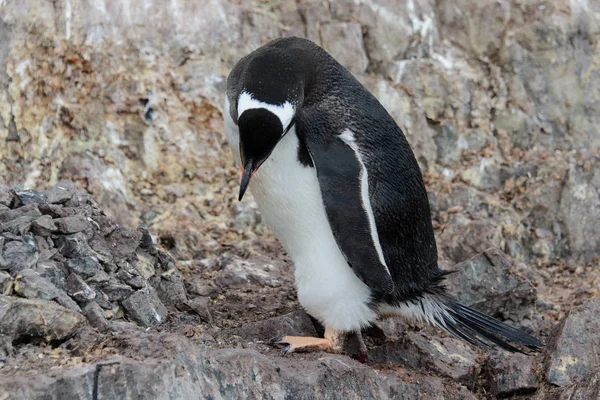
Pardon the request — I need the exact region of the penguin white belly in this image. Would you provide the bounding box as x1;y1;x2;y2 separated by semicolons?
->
247;127;376;332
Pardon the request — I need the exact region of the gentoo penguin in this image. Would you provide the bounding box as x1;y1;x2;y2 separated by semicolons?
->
223;37;543;355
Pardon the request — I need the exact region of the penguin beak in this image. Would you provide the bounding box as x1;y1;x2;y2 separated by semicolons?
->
238;159;254;201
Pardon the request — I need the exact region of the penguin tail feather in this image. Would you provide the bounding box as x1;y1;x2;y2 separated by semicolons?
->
389;294;544;353
430;295;544;353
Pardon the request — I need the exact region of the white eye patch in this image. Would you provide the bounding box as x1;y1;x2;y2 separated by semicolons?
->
237;91;295;131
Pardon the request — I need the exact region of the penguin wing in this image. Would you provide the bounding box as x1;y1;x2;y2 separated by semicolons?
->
300;124;395;295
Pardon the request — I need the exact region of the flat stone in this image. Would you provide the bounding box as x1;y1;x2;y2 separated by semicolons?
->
0;204;42;224
42;180;77;204
0;215;36;235
15;190;48;206
38;203;69;218
101;282;134;302
0;239;38;273
121;287;168;328
222;310;317;342
67;273;96;303
86;268;110;284
14;268;81;312
0;295;86;343
66;256;100;279
484;350;539;397
53;215;92;234
30;215;57;236
215;258;281;288
106;227;142;260
545;298;600;387
367;331;481;386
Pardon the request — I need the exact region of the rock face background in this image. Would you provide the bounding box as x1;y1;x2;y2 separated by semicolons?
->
0;0;599;399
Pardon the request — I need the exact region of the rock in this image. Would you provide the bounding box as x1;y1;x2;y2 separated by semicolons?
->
121;287;167;328
0;271;11;295
0;239;38;273
101;282;135;302
53;216;92;234
223;310;317;342
42;180;77;204
0;189;14;207
0;215;36;235
0;295;86;343
0;341;478;399
184;277;217;297
65;188;96;208
14;190;48;206
320;22;369;74
133;250;155;280
34;259;68;290
534;369;600;400
545;298;600;387
55;232;97;259
367;330;481;386
14;269;81;312
484;350;540;397
149;273;187;309
0;204;42;224
88;233;115;263
184;297;212;323
30;215;57;236
106;227;142;260
90;214;118;236
230;201;261;229
66;256;100;279
82;301;110;331
215;258;281;288
445;248;537;324
115;262;145;289
67;273;96;303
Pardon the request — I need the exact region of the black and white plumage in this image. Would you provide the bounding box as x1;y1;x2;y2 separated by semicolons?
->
224;37;543;354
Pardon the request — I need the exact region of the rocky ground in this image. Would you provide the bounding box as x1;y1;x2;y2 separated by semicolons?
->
1;0;599;399
0;182;597;399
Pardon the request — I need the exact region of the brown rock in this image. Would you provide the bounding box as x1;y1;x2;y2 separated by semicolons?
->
222;310;317;342
367;330;481;386
14;268;81;312
545;298;600;387
0;295;86;342
484;350;540;397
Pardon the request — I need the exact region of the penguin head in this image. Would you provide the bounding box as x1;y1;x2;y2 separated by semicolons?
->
236;91;297;201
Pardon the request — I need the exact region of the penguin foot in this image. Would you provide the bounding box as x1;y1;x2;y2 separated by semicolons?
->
270;327;343;355
270;336;334;355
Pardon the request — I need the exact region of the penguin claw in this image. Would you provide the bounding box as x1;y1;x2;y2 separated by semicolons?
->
270;337;287;346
